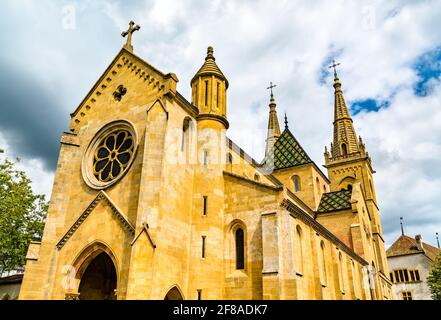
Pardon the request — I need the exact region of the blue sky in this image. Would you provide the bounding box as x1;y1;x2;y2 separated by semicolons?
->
1;0;441;248
413;46;441;96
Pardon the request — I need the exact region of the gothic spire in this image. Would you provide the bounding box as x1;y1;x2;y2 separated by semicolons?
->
265;83;281;156
329;66;359;158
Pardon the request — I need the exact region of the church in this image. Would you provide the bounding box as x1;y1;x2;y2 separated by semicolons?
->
19;21;393;300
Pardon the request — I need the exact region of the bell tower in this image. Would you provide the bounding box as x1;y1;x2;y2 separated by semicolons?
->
323;62;387;275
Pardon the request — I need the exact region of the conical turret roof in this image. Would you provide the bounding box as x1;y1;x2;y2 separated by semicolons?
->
191;46;229;88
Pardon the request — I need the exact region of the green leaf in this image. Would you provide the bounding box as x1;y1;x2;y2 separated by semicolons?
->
0;157;48;272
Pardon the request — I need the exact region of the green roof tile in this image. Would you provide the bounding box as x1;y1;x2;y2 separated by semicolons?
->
262;129;312;170
317;190;352;213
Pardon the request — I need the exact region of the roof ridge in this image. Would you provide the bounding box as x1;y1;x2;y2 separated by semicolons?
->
322;189;352;195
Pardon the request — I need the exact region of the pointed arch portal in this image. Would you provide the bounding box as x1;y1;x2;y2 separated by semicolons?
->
164;286;184;300
78;252;117;300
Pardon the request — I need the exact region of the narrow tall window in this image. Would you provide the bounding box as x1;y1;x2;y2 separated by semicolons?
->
235;228;245;270
296;226;303;274
193;84;198;104
203;149;208;165
216;83;220;109
341;143;348;156
181;119;190;152
394;270;399;283
292;175;300;192
415;270;420;281
320;241;327;286
197;289;202;300
203;196;207;216
205;80;209;106
201;236;206;258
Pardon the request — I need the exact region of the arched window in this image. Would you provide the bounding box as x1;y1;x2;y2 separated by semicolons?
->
292;175;301;192
350;259;357;298
341;143;348;156
254;173;260;182
235;228;245;270
320;241;327;286
296;226;304;274
181;118;193;162
323;185;326;192
347;184;352;191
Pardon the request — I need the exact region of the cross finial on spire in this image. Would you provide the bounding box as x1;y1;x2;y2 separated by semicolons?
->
267;82;277;100
328;59;341;79
284;112;288;129
121;21;141;52
400;217;405;236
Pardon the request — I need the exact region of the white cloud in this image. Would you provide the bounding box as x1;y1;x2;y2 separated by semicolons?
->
0;132;54;199
1;0;441;247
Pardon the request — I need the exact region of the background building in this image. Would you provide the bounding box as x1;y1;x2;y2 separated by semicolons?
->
0;269;24;300
387;233;440;300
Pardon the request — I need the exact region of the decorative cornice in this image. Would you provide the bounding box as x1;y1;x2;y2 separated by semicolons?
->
196;113;229;129
56;191;135;250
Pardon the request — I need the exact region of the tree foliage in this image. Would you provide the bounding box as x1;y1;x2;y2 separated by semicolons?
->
0;157;48;272
428;253;441;300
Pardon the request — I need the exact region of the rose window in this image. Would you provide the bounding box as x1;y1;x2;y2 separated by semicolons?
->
82;120;138;189
93;130;134;182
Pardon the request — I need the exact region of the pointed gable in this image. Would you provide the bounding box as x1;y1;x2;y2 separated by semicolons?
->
69;48;179;131
262;128;312;170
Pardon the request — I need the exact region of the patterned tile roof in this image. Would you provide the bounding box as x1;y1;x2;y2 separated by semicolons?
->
387;235;441;261
262;128;312;170
317;189;352;213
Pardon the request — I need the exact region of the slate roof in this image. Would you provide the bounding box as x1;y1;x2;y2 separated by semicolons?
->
262;128;312;170
317;189;352;213
386;235;441;261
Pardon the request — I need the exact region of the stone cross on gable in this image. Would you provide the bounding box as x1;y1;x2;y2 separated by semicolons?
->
122;21;141;52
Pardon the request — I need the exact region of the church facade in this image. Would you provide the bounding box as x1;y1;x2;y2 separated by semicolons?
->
19;23;393;300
